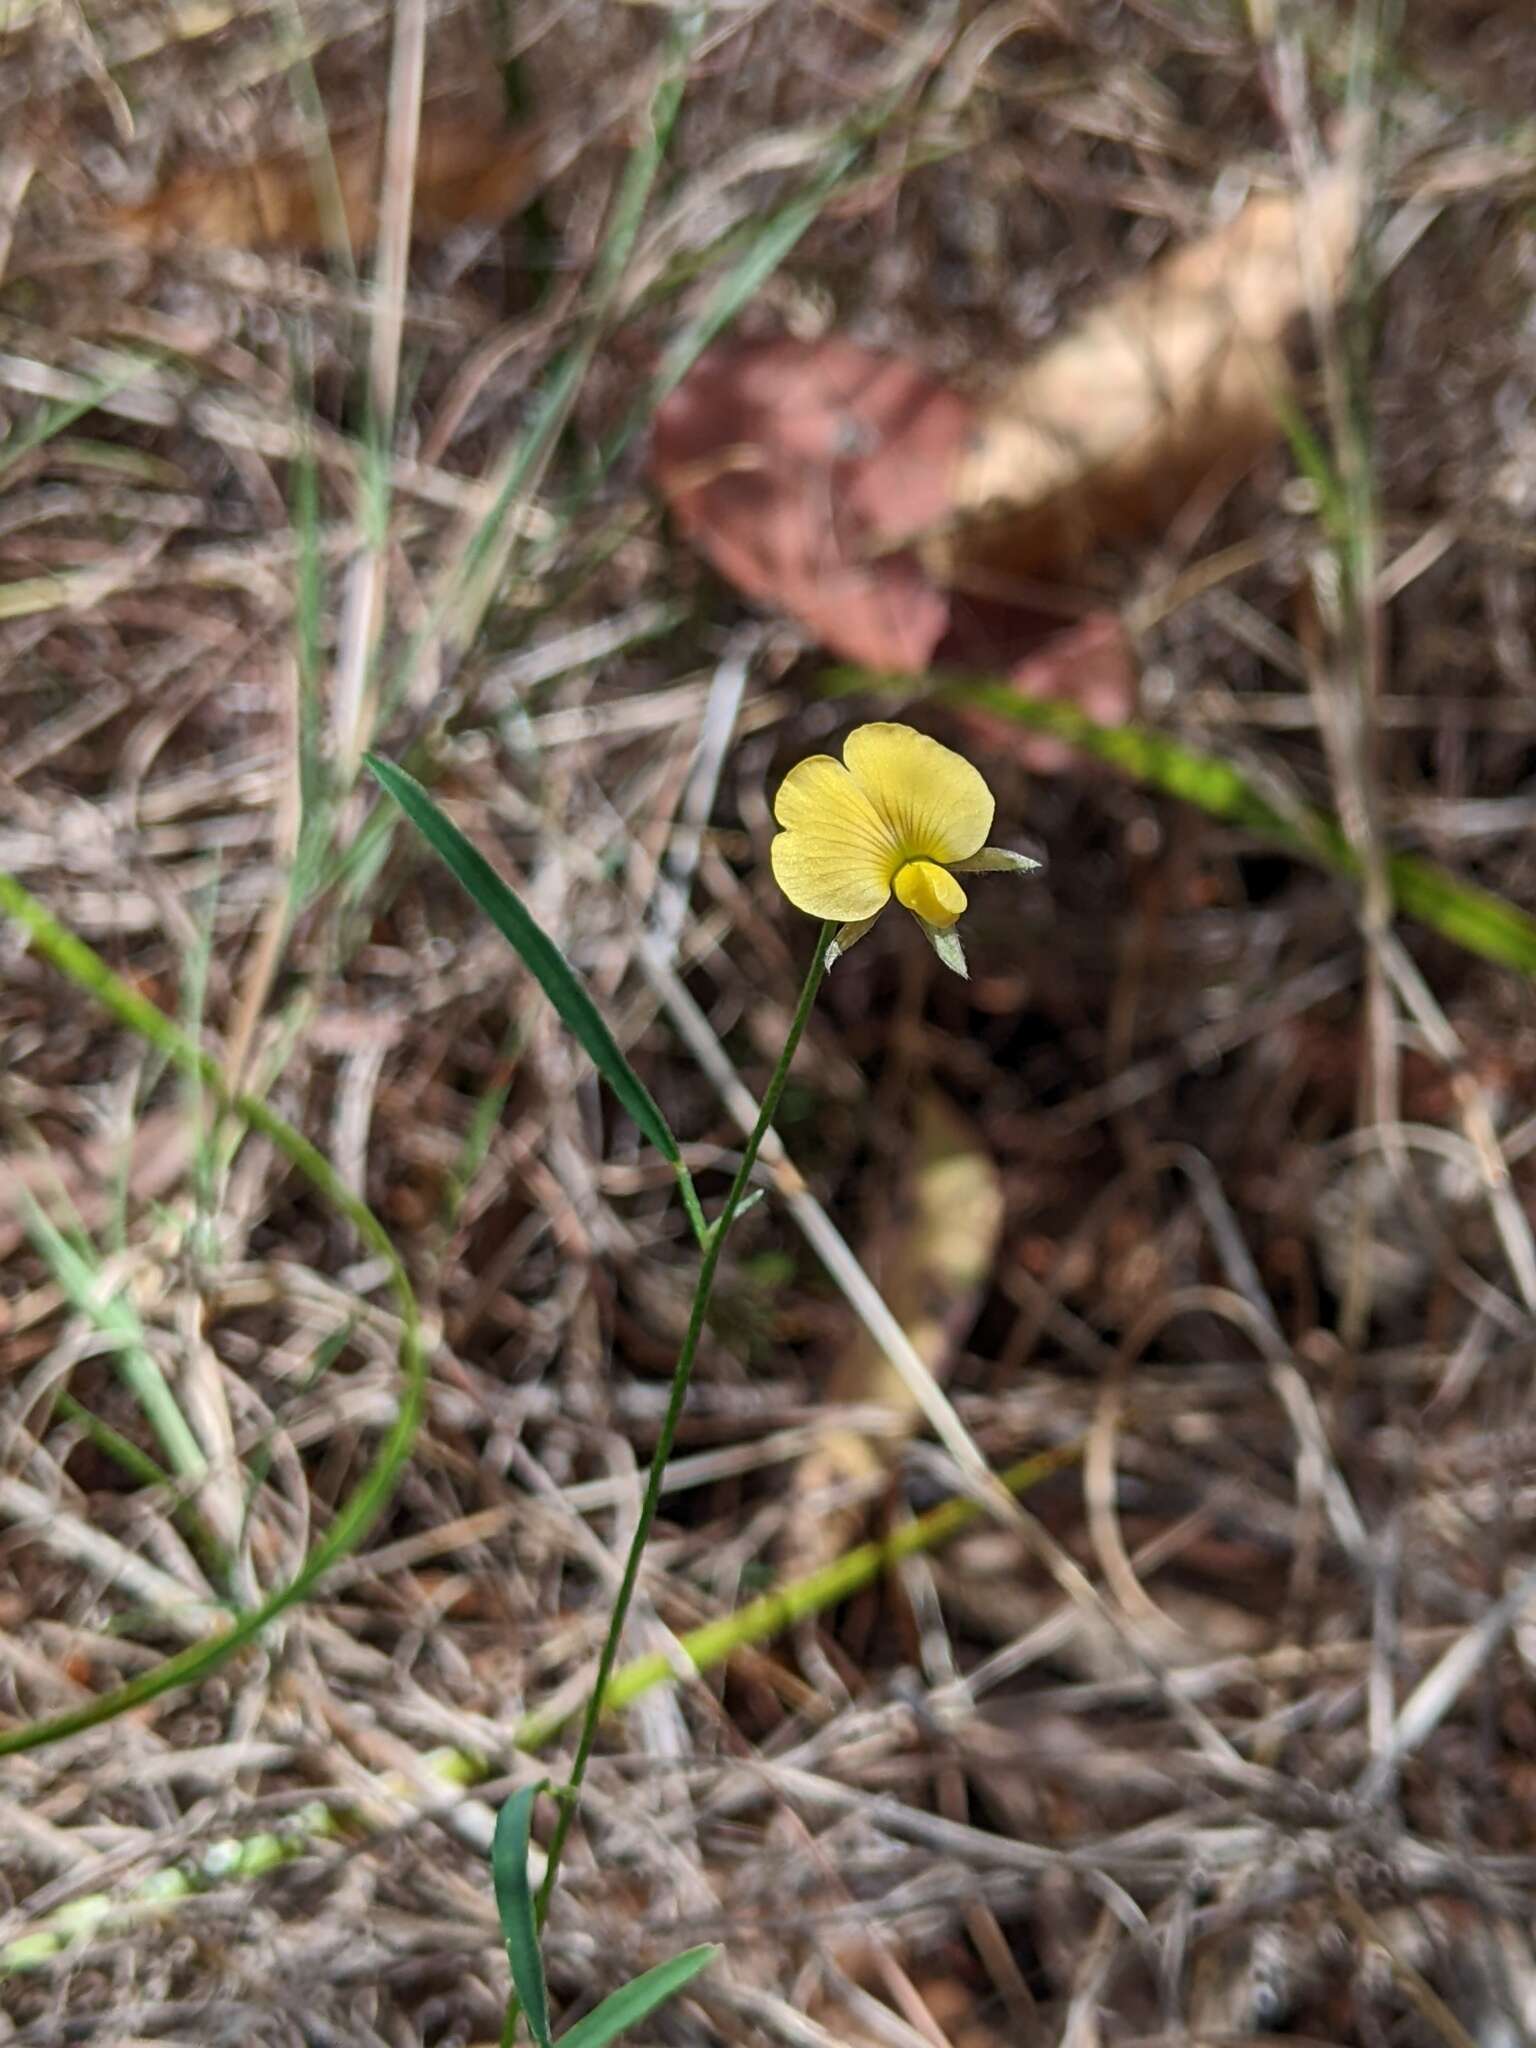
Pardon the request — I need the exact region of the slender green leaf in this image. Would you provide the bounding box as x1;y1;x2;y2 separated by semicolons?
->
493;1785;552;2048
18;1191;208;1482
555;1946;720;2048
603;133;864;469
365;753;683;1163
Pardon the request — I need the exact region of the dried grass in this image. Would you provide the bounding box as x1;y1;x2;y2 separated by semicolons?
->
4;1;1536;2044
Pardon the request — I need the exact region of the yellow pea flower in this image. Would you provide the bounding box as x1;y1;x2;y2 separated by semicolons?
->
770;722;1040;977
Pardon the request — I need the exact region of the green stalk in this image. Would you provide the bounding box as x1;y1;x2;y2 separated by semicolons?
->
534;921;836;1923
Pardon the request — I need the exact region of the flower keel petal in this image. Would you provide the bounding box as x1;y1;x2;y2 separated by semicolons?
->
894;859;967;929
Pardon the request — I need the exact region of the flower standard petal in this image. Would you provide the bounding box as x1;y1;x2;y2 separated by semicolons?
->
893;859;968;929
772;752;900;889
842;723;994;864
770;753;899;920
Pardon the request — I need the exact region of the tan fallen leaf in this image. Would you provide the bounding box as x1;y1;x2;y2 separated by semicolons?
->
925;168;1362;587
786;1090;1004;1570
105;104;544;254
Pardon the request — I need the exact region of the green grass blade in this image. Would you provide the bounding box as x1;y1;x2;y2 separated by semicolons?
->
828;671;1536;980
441;1017;525;1232
493;1784;553;2048
601;133;864;470
17;1190;209;1483
361;4;707;750
554;1947;719;2048
511;1438;1082;1754
365;753;687;1168
286;340;340;924
51;1392;174;1494
0;872;425;1757
0;356;164;486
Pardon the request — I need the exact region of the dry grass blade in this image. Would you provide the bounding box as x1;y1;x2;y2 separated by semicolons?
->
7;0;1536;2041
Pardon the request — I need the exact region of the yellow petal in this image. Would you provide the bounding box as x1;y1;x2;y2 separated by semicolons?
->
772;831;893;920
770;755;900;919
894;859;967;929
843;723;994;865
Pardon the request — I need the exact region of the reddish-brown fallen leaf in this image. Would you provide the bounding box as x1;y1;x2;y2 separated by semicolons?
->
652;176;1355;755
926;170;1362;590
650;336;971;672
105;104;544;254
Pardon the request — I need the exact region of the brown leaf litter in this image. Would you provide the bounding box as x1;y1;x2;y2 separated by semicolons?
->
103;103;546;254
651;172;1360;765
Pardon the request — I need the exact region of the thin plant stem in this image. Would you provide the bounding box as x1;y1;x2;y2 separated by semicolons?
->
533;920;835;1925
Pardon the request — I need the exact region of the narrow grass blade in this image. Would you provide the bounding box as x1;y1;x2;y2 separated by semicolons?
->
604;133;864;467
18;1192;208;1482
493;1784;552;2048
441;1016;525;1231
365;4;707;743
0;871;425;1758
555;1947;719;2048
828;671;1536;980
288;368;337;919
0;357;163;486
365;753;684;1166
52;1393;173;1493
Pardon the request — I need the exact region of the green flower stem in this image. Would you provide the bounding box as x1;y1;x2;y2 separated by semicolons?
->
534;919;836;1927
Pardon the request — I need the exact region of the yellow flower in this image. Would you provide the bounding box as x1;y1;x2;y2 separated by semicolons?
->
770;722;1040;977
